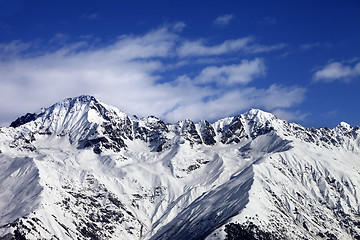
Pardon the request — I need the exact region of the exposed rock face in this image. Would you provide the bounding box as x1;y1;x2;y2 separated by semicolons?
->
1;95;360;240
180;119;203;146
220;115;246;144
200;120;216;145
10;113;37;128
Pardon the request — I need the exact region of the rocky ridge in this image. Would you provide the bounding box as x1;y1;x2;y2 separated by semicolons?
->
8;95;359;155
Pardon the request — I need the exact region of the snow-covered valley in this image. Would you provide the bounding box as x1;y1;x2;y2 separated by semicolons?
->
0;95;359;239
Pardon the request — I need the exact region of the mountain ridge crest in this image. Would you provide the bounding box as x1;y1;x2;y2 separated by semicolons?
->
0;95;360;240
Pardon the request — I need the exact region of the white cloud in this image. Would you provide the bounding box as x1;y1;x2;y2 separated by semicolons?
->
300;42;321;51
0;27;177;124
194;58;266;85
278;51;293;59
244;43;286;54
0;40;30;59
272;109;309;122
164;84;305;122
257;84;306;109
177;37;285;57
177;37;252;57
49;33;69;45
172;22;186;32
300;42;333;51
314;61;360;82
0;25;304;125
213;14;234;27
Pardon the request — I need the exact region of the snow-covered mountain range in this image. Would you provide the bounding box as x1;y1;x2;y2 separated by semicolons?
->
0;95;359;240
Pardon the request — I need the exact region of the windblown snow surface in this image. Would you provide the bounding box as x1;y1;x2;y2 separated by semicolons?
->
0;95;359;240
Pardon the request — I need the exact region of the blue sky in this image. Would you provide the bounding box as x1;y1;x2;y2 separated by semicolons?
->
0;0;359;127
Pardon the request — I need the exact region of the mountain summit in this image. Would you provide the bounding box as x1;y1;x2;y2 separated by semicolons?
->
1;95;360;240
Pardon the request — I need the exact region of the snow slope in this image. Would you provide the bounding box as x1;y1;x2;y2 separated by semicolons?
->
0;95;359;240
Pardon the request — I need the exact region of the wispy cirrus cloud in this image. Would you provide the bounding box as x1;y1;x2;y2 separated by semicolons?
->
272;109;309;122
177;37;286;57
213;14;234;27
244;42;286;54
177;37;252;57
300;42;321;51
0;40;31;58
300;42;332;51
0;23;304;125
314;61;360;82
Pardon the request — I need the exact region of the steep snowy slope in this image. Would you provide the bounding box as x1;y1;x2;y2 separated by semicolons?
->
0;95;359;240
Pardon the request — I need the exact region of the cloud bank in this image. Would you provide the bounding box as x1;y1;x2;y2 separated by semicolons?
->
0;24;304;125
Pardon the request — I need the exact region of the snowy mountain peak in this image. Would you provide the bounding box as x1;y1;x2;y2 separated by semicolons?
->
8;95;134;154
60;94;97;105
243;108;277;123
336;121;352;132
1;95;360;240
10;95;102;128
